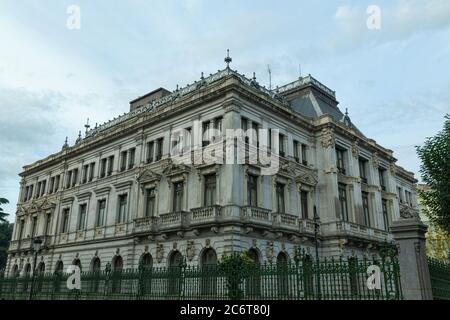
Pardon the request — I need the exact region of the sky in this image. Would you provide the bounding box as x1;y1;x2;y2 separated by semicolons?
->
0;0;449;223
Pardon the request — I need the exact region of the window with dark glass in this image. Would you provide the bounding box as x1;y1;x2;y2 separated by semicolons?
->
72;169;78;187
82;165;89;184
202;121;211;147
31;216;37;237
336;147;346;175
89;163;95;182
204;174;216;206
301;190;308;219
49;178;54;194
382;199;389;230
61;208;70;233
156;138;163;161
107;156;114;176
276;183;286;213
213;117;222;143
117;194;128;223
362;192;370;227
252;122;259;146
379;168;386;191
40;180;46;197
146;141;154;163
54;176;60;192
359;158;368;184
44;214;51;235
397;187;404;203
293;141;300;163
128;148;135;169
279;134;285;157
100;158;107;178
301;144;308;166
120;151;127;172
19;220;25;240
78;204;87;230
247;175;258;207
145;188;156;217
241;118;249;144
96;200;106;227
338;184;349;221
173;182;184;212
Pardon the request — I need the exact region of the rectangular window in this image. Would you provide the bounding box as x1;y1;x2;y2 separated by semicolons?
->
247;175;258;207
29;184;34;200
214;117;223;142
89;163;95;182
268;129;272;152
96;200;106;227
36;182;41;198
156;138;163;161
173;182;184;212
120;151;127;172
379;168;386;191
276;183;286;213
31;216;38;237
24;186;29;201
204;174;217;206
19;220;25;240
362;192;371;227
382;199;389;231
72;169;78;187
107;156;114;176
146;141;154;163
279;134;285;157
241;118;249;145
49;178;54;195
293;141;300;163
359;158;368;184
128;148;136;169
252;122;259;146
54;176;60;192
202;121;211;147
66;171;72;189
336;147;346;175
61;208;70;233
117;194;128;223
301;144;308;166
339;184;349;221
145;188;156;217
82;165;89;184
78;204;87;230
44;214;51;235
100;158;107;178
397;187;404;203
40;180;46;197
301;190;309;219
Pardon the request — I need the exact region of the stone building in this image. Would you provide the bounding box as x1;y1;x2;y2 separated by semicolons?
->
5;56;419;276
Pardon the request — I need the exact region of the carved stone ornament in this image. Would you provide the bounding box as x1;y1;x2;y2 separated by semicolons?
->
351;141;359;158
372;152;380;168
400;205;420;220
186;241;195;261
156;243;164;263
320;127;335;149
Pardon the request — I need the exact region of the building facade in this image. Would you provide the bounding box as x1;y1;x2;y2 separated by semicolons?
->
5;59;419;276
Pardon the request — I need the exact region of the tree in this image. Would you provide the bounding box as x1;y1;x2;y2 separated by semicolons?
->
0;223;13;270
0;197;9;223
416;115;450;234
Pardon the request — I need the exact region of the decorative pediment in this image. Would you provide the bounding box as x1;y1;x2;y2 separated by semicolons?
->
39;198;56;211
295;172;318;187
163;162;191;178
136;168;162;184
279;161;297;178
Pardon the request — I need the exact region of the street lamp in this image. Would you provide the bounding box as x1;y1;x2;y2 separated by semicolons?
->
29;237;42;300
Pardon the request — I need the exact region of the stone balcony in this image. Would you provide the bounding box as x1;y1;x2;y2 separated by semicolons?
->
321;220;392;243
8;235;52;253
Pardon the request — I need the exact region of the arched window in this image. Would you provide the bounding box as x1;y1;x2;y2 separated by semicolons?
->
140;253;153;270
90;257;101;273
167;251;183;296
11;264;19;278
54;261;64;275
23;263;31;277
111;255;123;294
200;248;217;296
246;249;261;298
37;262;45;275
276;252;289;297
72;258;82;272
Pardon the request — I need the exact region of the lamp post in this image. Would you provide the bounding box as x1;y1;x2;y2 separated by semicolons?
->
29;237;42;300
313;206;321;300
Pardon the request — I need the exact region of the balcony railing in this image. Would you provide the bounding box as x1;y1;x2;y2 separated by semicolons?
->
321;221;392;242
191;206;221;224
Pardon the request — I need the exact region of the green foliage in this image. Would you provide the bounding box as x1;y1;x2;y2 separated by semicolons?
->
0;223;13;270
417;115;450;234
218;251;256;299
0;198;9;223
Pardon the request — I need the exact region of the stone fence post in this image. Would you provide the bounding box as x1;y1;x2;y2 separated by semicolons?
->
390;216;433;300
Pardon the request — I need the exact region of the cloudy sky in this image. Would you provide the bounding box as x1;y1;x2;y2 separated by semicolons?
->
1;0;449;222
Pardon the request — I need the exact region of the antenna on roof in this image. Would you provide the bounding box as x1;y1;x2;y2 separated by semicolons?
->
299;64;302;78
267;65;272;90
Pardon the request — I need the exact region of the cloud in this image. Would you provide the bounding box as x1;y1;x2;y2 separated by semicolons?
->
330;0;450;52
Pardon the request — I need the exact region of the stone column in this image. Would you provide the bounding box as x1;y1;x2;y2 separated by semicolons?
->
390;216;433;300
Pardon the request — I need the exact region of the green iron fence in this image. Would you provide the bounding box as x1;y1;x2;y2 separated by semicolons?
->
428;257;450;300
0;254;402;300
